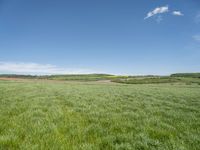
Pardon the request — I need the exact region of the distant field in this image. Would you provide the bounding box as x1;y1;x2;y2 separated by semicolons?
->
111;77;200;85
1;73;200;84
0;79;200;149
0;74;120;81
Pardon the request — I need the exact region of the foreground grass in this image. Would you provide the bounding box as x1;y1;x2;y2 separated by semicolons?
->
0;80;200;149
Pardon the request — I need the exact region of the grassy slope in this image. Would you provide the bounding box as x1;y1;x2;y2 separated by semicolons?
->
111;77;180;84
0;80;200;149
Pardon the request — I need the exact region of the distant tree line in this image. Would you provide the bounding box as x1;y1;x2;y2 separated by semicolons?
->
170;73;200;78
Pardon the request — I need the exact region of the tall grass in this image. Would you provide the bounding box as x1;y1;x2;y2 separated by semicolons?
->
0;80;200;149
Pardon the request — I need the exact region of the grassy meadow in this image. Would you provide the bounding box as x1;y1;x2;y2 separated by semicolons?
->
0;77;200;149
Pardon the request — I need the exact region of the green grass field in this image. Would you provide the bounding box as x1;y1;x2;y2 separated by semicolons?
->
0;79;200;150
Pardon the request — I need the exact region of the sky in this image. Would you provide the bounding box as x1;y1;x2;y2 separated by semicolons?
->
0;0;200;75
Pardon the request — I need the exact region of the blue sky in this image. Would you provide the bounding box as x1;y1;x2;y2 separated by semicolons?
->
0;0;200;75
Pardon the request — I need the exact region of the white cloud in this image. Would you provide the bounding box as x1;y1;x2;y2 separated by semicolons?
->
144;5;169;19
144;6;185;22
0;62;97;75
172;11;184;16
193;35;200;42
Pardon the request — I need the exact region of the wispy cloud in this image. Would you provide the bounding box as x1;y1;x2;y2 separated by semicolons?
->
172;11;184;16
156;15;163;23
144;5;169;19
0;62;97;75
195;12;200;24
193;35;200;42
